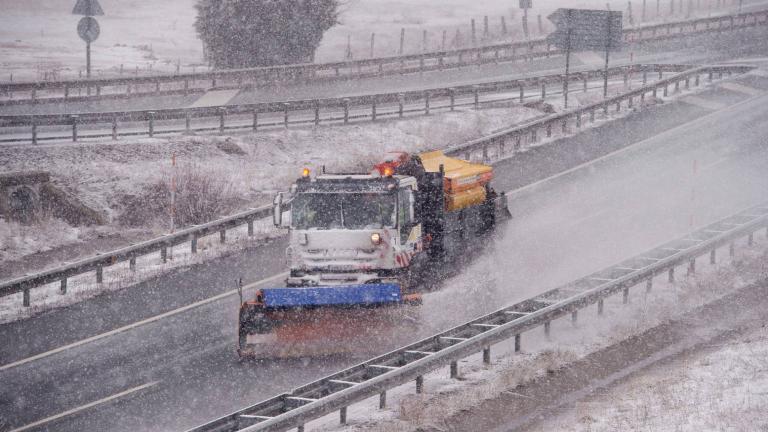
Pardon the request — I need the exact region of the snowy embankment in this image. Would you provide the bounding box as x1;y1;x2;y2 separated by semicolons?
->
306;242;768;432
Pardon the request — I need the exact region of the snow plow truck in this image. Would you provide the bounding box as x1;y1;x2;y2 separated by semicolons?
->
238;151;510;358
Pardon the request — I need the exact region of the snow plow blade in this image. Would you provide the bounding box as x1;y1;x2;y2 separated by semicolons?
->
238;284;422;359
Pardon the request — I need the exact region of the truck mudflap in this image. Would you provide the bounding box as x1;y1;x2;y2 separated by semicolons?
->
494;191;512;221
238;284;422;359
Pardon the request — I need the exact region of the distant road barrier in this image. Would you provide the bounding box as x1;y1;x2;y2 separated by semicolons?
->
0;9;765;105
0;63;691;144
186;202;768;432
0;63;753;308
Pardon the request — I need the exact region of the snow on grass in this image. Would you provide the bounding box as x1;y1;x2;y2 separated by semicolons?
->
300;241;768;432
0;0;734;82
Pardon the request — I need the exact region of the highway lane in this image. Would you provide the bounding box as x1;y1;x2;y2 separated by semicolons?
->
1;72;767;431
1;24;766;118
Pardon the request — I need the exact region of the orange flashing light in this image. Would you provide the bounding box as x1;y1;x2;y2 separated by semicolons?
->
382;166;394;177
302;168;310;178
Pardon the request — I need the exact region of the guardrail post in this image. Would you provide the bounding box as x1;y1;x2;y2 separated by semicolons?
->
339;407;347;425
109;116;117;140
531;128;537;143
64;85;69;99
748;232;754;246
483;346;491;364
297;426;304;432
730;242;735;258
191;236;198;253
148;111;155;137
415;375;424;393
96;265;103;284
219;107;226;133
247;220;255;236
60;278;67;294
674;80;680;93
313;100;320;126
129;257;136;271
155;81;161;94
450;361;458;378
546;123;552;138
449;88;456;111
658;69;663;81
219;229;226;244
518;84;524;103
71;115;79;142
668;267;675;282
623;287;629;304
283;103;290;127
642;71;648;85
371;99;377;121
31;88;37;102
540;83;546;100
571;310;578;326
628;96;634;109
653;86;658;98
708;70;713;82
688;258;696;275
514;333;521;352
544;321;551;338
640;92;645;105
253;110;259;131
23;288;30;307
695;74;700;87
616;100;621;113
161;247;168;263
343;98;350;123
663;84;669;97
590;110;595;123
424;92;430;115
576;113;582;128
31;118;38;145
184;79;189;96
710;249;716;264
561;119;567;134
379;391;386;409
685;77;690;89
623;70;629;88
398;94;404;118
473;87;479;109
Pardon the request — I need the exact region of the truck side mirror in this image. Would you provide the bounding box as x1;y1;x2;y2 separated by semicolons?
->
273;192;284;227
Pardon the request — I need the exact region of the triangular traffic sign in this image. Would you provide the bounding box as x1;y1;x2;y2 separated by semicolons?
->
72;0;104;16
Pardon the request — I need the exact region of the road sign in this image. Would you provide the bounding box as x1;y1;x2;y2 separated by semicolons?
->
77;16;100;43
72;0;104;16
546;9;623;51
519;0;533;8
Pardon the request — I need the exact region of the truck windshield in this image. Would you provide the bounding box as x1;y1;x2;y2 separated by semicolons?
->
291;193;396;230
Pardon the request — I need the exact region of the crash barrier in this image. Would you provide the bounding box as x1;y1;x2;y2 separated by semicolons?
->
0;63;753;308
1;8;766;105
0;63;691;144
187;202;768;432
444;64;755;161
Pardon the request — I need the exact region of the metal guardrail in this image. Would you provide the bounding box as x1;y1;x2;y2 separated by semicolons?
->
0;63;689;144
1;8;765;104
0;63;752;307
187;202;768;432
0;205;271;305
444;64;755;161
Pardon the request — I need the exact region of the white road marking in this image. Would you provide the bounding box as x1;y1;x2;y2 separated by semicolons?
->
505;91;768;197
188;89;241;108
8;381;159;432
701;157;730;171
0;272;288;372
680;95;726;110
718;82;764;96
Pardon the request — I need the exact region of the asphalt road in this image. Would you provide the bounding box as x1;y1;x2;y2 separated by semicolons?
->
1;68;767;431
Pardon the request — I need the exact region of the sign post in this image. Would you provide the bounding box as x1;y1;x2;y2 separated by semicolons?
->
72;0;104;83
520;0;533;39
547;9;623;106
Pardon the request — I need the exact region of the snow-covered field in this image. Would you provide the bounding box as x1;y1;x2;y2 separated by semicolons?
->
304;242;768;432
0;0;731;82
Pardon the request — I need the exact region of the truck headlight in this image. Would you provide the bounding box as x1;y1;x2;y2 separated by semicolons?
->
371;232;382;245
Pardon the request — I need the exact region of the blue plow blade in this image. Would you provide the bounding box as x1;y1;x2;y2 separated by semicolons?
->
261;284;402;308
